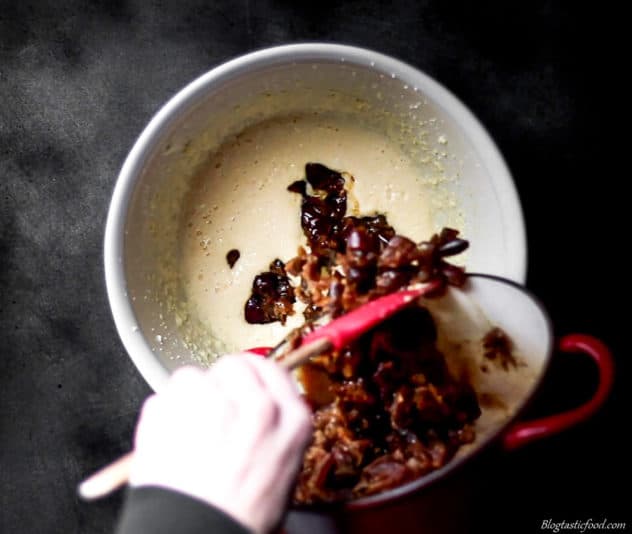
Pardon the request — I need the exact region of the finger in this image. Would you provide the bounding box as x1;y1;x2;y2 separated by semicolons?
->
237;353;302;403
156;365;247;449
167;365;206;395
209;353;265;390
164;366;221;419
210;354;280;430
134;393;161;449
238;354;312;443
170;365;205;381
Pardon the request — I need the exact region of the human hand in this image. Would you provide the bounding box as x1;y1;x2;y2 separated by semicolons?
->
129;353;312;534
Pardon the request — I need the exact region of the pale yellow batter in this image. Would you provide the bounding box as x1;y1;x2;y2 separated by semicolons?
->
179;113;434;352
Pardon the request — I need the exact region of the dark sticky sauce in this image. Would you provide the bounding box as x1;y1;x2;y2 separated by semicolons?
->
482;327;517;370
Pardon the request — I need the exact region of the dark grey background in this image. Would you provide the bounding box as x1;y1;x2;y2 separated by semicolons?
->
1;1;627;533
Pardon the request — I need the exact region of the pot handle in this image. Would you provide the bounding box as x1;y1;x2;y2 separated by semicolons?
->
502;334;614;451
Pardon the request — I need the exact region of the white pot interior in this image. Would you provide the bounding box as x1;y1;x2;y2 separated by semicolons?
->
426;275;550;456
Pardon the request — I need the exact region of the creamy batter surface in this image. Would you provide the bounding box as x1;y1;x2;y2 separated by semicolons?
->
179;113;435;353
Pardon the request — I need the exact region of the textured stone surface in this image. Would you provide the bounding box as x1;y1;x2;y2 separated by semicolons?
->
1;2;626;533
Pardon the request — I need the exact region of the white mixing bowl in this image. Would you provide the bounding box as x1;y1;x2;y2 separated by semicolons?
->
104;44;526;392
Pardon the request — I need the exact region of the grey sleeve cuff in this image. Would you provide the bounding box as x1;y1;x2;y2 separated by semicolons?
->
115;486;252;534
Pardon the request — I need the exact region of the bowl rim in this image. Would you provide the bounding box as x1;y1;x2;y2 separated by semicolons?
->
104;43;527;393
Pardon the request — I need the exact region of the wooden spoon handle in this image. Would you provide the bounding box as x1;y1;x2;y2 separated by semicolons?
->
77;452;134;501
77;337;331;501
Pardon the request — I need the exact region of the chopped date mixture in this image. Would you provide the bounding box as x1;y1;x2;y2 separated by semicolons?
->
226;249;240;269
294;306;480;503
244;259;295;325
244;163;480;503
246;162;469;325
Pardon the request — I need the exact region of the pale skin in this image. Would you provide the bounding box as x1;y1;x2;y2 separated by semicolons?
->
129;353;312;534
